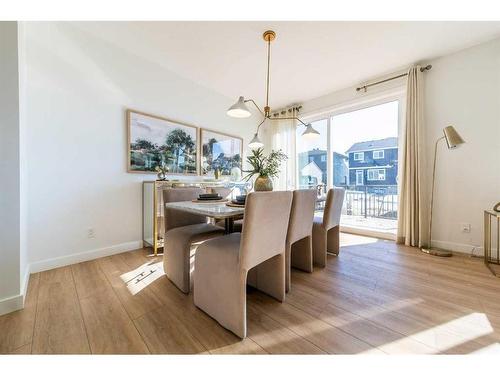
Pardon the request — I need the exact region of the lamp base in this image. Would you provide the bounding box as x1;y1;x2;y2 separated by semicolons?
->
420;247;453;257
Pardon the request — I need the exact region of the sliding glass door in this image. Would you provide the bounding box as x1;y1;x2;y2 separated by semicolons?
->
296;97;402;237
330;100;400;235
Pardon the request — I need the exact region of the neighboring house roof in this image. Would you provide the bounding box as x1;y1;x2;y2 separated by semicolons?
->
346;137;398;153
333;151;348;160
301;161;323;179
300;148;326;156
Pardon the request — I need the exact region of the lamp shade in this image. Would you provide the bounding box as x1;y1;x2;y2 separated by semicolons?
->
227;96;251;118
248;133;264;149
443;126;465;149
302;123;320;139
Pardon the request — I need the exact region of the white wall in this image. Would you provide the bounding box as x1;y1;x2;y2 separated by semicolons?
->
21;22;255;271
424;38;500;253
298;37;500;254
0;22;22;313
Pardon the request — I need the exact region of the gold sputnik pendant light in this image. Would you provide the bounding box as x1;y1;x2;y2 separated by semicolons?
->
227;30;320;148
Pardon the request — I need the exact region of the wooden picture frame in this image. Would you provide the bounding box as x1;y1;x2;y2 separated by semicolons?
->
127;109;199;175
200;128;243;178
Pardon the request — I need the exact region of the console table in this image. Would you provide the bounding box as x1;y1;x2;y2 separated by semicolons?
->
142;180;249;255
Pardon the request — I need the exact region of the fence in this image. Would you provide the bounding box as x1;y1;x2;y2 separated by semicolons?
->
309;184;398;220
342;185;398;219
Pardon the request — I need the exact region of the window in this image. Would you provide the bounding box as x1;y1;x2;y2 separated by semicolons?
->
356;170;364;185
321;155;326;162
353;152;364;161
367;169;386;181
373;150;384;159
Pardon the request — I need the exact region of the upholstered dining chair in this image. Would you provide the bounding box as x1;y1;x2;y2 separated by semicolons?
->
193;191;293;339
312;187;346;267
285;189;317;292
163;188;224;293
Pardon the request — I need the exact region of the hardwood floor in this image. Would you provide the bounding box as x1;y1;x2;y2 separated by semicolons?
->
2;233;500;354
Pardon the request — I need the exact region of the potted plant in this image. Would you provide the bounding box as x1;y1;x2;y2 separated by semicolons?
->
244;148;287;191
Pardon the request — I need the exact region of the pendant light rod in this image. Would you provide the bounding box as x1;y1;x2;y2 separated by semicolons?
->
262;30;275;117
265;38;271;111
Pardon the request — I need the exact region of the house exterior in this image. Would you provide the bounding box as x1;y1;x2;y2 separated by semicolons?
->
297;149;348;188
345;137;398;193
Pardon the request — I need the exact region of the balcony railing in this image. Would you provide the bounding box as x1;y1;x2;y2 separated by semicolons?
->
302;183;398;220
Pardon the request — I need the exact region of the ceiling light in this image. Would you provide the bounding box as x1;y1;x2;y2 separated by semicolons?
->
302;123;321;139
248;133;264;149
227;96;252;118
227;30;319;147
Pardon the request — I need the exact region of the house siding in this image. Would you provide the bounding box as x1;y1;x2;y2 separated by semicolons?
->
348;147;398;188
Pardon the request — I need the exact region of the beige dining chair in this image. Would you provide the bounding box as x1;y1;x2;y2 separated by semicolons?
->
312;187;346;267
163;188;224;293
285;189;317;292
193;191;293;339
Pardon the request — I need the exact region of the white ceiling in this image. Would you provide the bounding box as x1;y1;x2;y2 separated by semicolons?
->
77;21;500;109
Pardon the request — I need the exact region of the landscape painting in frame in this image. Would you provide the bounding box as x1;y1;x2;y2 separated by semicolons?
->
128;110;198;174
201;128;242;177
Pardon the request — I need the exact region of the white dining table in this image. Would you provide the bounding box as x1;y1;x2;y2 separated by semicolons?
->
165;200;245;234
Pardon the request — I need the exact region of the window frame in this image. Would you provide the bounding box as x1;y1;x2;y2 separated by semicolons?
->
367;168;386;181
353;152;364;161
373;150;385;159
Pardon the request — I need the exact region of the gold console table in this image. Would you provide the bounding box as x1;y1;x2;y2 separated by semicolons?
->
142;180;238;256
484;210;500;277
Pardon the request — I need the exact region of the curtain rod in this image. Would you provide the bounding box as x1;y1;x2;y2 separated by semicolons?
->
356;65;432;92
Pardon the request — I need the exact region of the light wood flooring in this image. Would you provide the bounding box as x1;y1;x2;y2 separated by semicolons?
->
2;233;500;354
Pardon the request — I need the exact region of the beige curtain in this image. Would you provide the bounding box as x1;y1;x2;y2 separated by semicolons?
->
397;66;427;247
269;107;298;191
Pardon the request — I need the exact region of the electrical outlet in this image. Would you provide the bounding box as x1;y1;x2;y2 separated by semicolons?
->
87;228;95;239
460;223;471;233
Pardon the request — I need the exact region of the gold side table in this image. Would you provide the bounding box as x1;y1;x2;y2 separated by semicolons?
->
484;210;500;277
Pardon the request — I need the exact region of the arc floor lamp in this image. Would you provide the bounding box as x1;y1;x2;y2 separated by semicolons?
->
226;30;320;148
421;125;465;257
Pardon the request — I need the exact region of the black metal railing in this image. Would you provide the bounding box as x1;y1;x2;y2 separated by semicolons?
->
300;184;398;220
342;185;398;219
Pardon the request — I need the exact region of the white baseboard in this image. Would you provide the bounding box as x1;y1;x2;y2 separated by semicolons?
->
0;293;24;316
431;239;483;257
29;240;143;273
0;264;32;316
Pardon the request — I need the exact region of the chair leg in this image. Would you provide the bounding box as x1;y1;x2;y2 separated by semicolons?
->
287;237;313;293
253;253;285;302
312;231;327;267
164;236;191;294
291;236;313;273
285;243;292;293
327;226;340;255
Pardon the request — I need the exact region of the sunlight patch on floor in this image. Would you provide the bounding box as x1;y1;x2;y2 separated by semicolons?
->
368;313;494;354
120;261;164;295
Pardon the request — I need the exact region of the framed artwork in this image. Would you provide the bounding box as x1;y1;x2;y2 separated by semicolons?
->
127;109;198;175
200;128;243;178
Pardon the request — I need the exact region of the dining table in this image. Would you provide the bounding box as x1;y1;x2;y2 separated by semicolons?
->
165;200;245;234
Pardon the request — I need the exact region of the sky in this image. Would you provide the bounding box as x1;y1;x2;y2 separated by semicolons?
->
296;100;399;154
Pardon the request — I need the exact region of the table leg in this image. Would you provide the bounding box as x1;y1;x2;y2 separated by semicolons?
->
225;218;234;234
